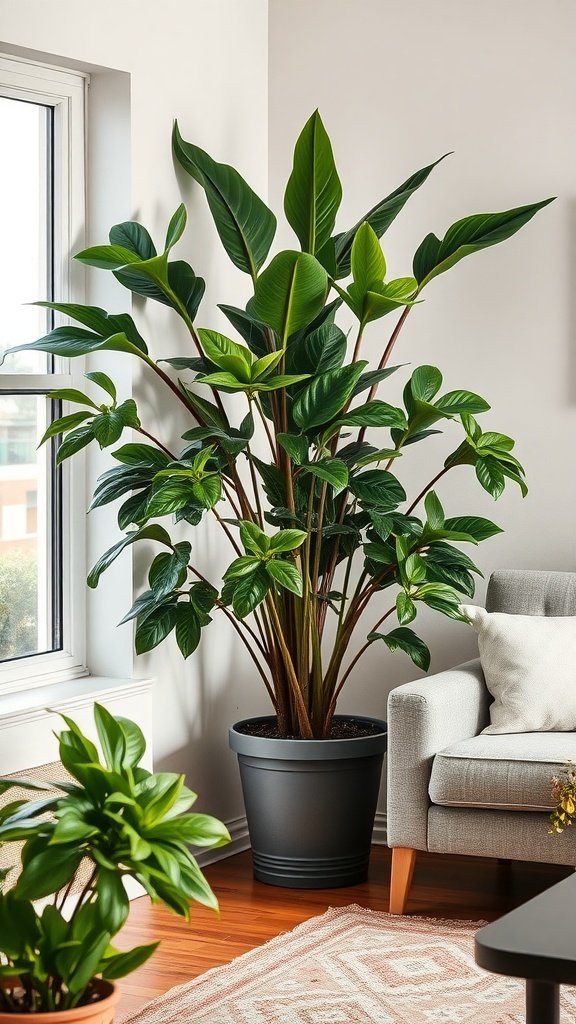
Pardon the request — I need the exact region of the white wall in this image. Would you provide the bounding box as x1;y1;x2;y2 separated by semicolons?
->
1;0;271;824
269;0;576;733
3;0;575;840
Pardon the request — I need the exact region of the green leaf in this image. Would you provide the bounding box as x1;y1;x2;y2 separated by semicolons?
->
116;716;147;768
109;220;157;259
85;370;117;402
47;387;100;409
112;443;170;469
239;521;270;555
93;703;127;772
253;250;328;341
34;302;147;352
197;328;252;372
173;121;276;278
87;525;172;589
0;327;146;366
334;154;451;278
476;457;505;499
146;480;198;518
218;304;270;358
15;846;82;900
293;362;366;430
351;222;386;294
396;592;417;625
91;400;140;448
148;545;190;598
410;365;443;402
284;109;342;256
135;604;178;653
231;566;270;618
404;553;427;585
287;322;347;376
40;411;93;446
191;475;221;509
349;469;406;508
94;870;130;934
370;626;430;671
266;559;303;595
335;400;407;430
444;515;502;541
413;197;555;288
251;373;309;392
102;942;159;980
251;350;285;381
424;491;445;530
74;244;140;269
435;390;490;416
277;433;309;465
351;365;402;398
165;203;187;250
268;528;307;553
300;459;348;493
175;603;202;658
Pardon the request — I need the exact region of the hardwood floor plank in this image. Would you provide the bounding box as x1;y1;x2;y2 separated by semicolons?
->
117;847;571;1019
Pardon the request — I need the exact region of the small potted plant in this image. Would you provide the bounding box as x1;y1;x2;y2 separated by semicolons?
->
0;704;229;1020
1;111;552;888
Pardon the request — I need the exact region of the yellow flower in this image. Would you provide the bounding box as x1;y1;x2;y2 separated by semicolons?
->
561;796;575;814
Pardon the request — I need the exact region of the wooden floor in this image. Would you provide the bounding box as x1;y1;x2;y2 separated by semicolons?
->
117;847;571;1019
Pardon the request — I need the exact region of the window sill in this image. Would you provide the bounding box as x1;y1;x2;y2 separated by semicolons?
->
0;675;153;728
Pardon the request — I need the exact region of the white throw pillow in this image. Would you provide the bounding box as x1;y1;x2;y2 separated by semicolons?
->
460;605;576;734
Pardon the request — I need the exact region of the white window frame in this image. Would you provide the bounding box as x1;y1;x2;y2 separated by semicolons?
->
0;54;88;693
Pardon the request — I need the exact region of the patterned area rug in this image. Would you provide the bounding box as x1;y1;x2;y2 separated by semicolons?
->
122;904;576;1024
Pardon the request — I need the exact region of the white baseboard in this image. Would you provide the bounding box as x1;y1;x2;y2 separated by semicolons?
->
196;815;251;867
372;811;388;845
196;810;388;872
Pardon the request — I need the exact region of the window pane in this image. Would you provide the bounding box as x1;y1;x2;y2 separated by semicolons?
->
0;96;51;373
0;395;59;660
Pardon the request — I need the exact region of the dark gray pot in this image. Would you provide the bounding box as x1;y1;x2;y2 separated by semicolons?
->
229;715;387;889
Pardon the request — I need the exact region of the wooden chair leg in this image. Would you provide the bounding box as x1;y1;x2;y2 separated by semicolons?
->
389;847;417;915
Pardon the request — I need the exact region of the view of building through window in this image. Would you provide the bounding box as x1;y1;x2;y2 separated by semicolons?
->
0;95;57;662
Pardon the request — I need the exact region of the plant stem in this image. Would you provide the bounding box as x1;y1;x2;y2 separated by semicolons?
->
327;606;395;723
406;465;451;514
254;398;277;460
136;427;176;460
266;594;313;737
212;506;243;556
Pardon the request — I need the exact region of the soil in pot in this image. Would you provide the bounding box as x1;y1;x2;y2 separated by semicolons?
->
0;980;119;1024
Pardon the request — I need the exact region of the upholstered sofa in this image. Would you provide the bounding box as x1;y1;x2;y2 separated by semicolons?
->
386;569;576;914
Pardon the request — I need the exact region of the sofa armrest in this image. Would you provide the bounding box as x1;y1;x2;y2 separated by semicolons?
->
386;658;490;851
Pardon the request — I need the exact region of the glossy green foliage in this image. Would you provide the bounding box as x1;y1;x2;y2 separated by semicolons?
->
2;110;551;740
0;707;229;1012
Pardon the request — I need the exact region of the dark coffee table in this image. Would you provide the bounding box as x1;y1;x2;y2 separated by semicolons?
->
475;872;576;1024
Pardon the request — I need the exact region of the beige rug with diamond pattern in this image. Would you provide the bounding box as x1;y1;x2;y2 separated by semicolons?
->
122;904;576;1024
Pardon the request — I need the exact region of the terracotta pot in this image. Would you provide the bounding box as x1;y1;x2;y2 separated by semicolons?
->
0;979;119;1024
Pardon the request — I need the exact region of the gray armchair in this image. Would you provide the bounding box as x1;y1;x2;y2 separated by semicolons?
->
386;569;576;914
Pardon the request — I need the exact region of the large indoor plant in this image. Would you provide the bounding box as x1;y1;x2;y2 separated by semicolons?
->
0;705;229;1019
2;111;552;886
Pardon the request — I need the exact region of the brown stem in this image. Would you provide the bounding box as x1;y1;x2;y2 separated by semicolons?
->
266;594;313;737
188;564;268;661
327;606;395;723
406;465;451;515
212;506;243;556
136;427;176;460
254;399;277;460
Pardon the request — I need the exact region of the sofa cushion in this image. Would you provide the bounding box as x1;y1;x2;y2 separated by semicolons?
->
460;604;576;733
429;733;576;812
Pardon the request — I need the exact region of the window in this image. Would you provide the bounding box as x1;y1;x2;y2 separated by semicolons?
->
0;55;87;691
